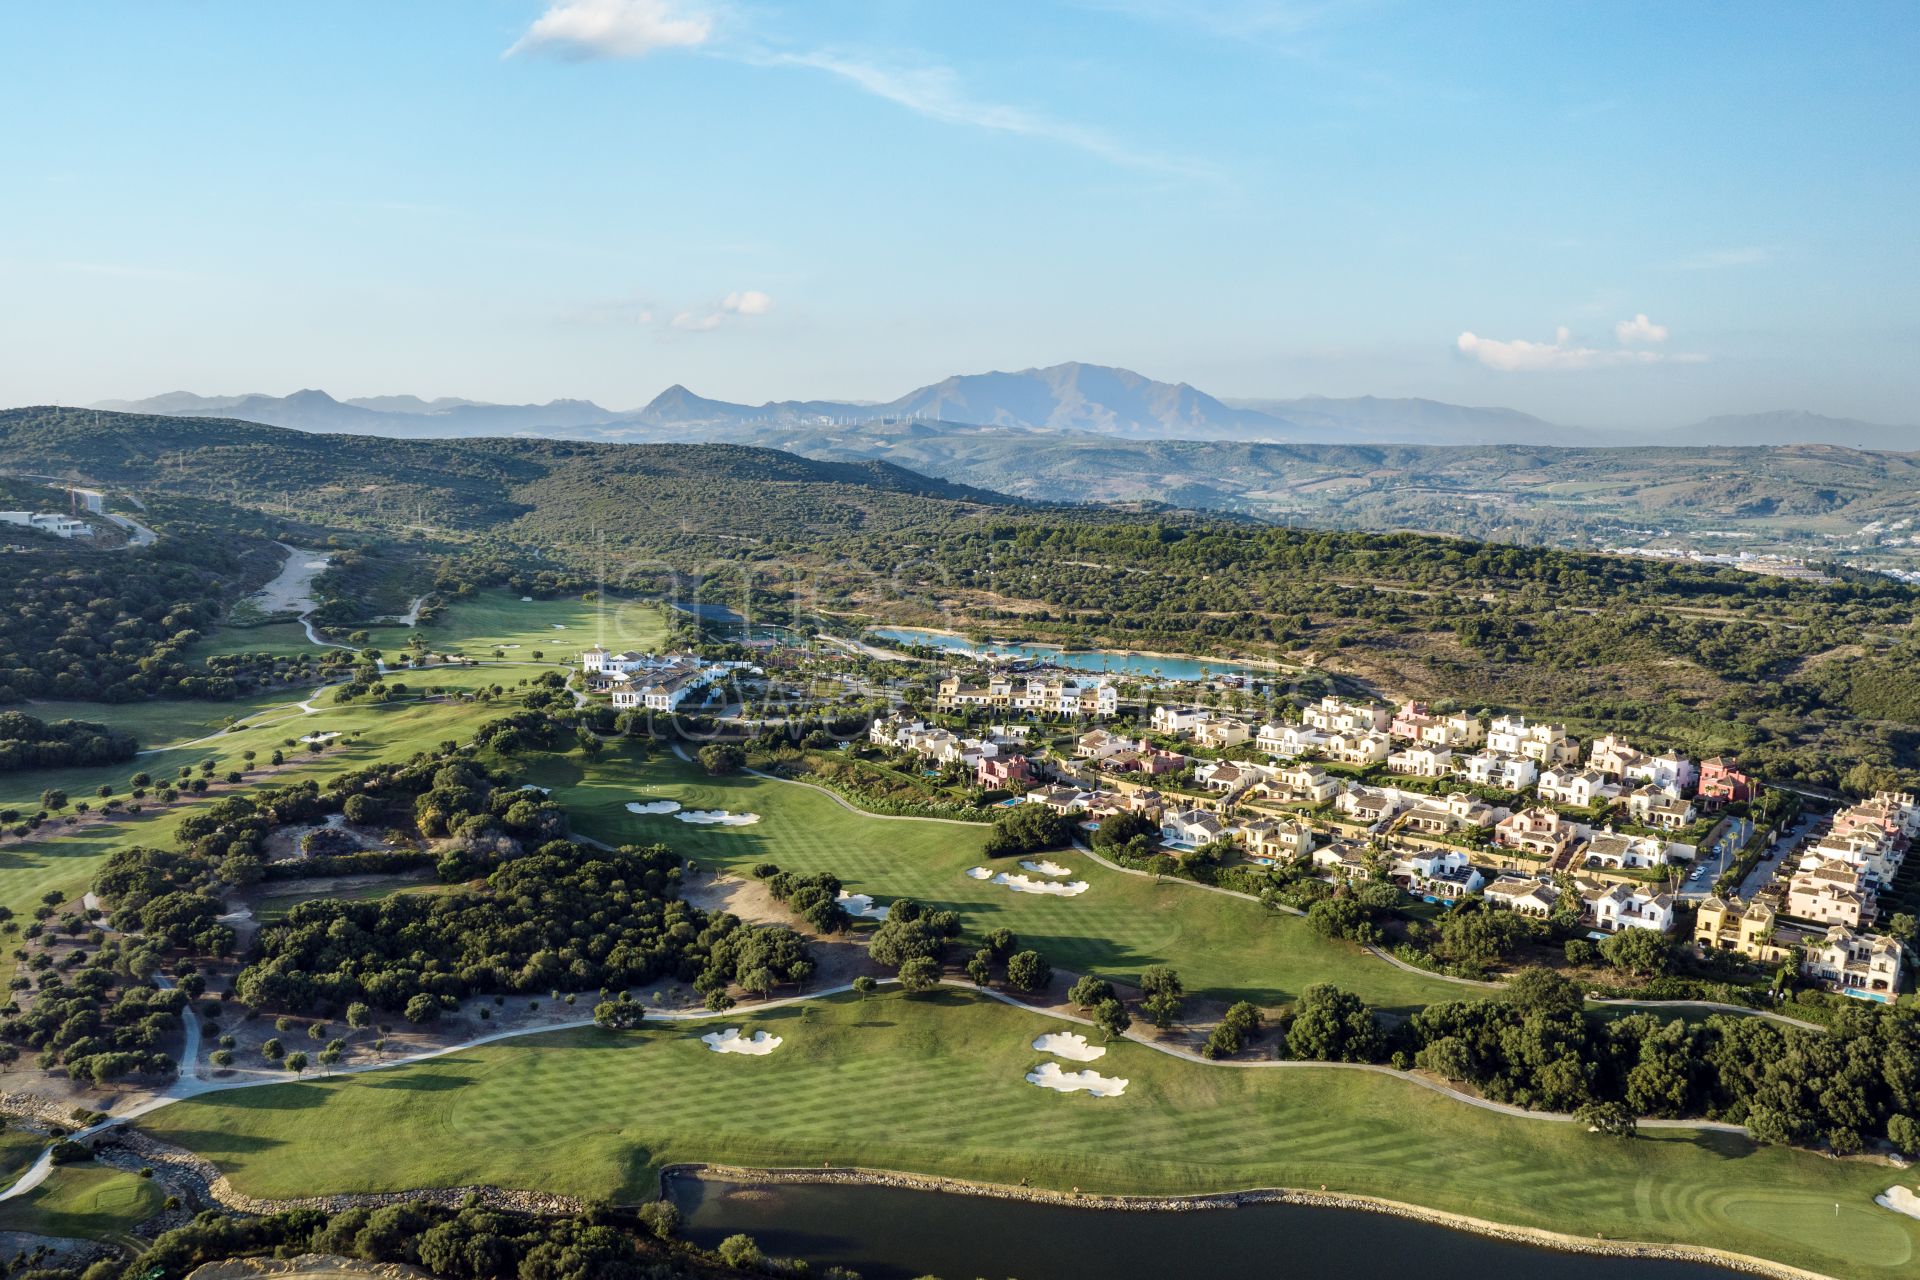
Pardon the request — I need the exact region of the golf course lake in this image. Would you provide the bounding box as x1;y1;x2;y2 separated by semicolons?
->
668;1177;1742;1280
866;627;1273;683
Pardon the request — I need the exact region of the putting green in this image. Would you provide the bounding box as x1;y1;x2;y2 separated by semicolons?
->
141;991;1918;1278
534;748;1473;1012
1719;1194;1911;1269
0;1161;166;1245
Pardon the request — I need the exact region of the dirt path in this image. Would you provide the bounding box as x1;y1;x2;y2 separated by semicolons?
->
373;595;432;628
250;543;332;615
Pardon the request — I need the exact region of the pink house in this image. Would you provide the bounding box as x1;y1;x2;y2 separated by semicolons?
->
978;754;1033;789
1697;757;1755;808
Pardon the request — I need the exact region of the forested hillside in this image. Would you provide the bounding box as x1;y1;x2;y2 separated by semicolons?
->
0;509;282;703
0;408;1013;541
2;406;1916;788
758;420;1920;574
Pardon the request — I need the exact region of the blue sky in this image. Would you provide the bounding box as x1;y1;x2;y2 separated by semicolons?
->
2;0;1915;428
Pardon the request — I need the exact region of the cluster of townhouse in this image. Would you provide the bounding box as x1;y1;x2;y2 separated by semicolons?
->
868;712;1037;789
581;646;746;711
873;673;1910;1001
1691;792;1917;1002
1151;698;1746;838
1130;696;1920;985
936;674;1118;718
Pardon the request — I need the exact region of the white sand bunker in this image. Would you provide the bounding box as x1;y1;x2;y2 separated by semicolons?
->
702;1028;782;1055
966;868;1089;897
626;799;683;815
299;731;340;744
838;892;889;920
1032;1032;1105;1062
518;784;551;794
521;596;534;601
1878;1187;1920;1220
1025;1061;1127;1097
677;809;761;826
551;623;568;629
1019;859;1072;877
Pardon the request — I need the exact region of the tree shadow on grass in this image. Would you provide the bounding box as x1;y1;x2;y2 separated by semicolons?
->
357;1071;477;1092
194;1083;330;1112
143;1127;285;1154
1673;1127;1762;1161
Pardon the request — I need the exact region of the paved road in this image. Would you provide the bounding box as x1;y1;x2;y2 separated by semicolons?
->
1739;814;1819;900
101;511;157;547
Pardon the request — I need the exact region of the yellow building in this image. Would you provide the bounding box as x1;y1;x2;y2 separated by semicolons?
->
1693;896;1793;965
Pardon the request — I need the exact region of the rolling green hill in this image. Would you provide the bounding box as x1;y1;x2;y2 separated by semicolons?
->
0;407;1016;541
754;419;1920;573
2;406;1916;790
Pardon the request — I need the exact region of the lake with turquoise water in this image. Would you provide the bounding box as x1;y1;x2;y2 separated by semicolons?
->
867;627;1273;683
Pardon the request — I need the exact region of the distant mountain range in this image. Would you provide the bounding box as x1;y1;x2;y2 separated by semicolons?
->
90;362;1916;450
91;389;624;438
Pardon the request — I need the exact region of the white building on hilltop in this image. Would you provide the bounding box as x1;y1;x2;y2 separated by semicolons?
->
0;511;94;538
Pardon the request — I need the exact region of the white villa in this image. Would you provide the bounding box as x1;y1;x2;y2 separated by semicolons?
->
1257;723;1330;758
1583;829;1693;871
1462;751;1538;791
1301;696;1389;735
1484;876;1560;917
1386;744;1453;778
1151;706;1205;734
1390;849;1485;900
0;511;93;538
1485;714;1579;765
1537;768;1617;809
1162;808;1230;850
1627;785;1698;831
1581;880;1677;933
1801;927;1902;1003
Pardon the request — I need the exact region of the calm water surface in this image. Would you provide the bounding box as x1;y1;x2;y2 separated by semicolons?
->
867;627;1271;683
668;1178;1739;1280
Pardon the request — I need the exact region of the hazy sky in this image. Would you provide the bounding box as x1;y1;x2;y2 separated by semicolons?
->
3;1;1916;429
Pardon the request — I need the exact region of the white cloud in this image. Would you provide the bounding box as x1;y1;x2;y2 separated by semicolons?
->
1613;313;1668;345
507;5;1216;180
1457;320;1702;372
508;0;713;60
722;289;772;315
670;311;724;332
755;50;1218;181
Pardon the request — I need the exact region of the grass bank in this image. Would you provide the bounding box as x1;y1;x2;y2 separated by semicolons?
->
533;748;1465;1011
141;990;1915;1279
